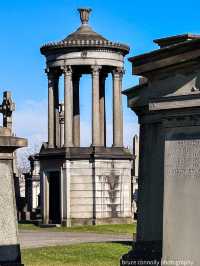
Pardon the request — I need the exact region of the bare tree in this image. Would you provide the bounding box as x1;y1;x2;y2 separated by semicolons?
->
16;142;41;175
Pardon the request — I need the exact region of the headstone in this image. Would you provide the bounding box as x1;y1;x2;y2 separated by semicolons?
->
0;91;27;266
121;34;200;265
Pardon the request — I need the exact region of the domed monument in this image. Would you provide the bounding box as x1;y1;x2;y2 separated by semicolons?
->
39;8;132;226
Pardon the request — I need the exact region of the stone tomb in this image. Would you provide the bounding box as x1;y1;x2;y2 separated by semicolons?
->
121;34;200;265
0;91;27;266
39;8;132;226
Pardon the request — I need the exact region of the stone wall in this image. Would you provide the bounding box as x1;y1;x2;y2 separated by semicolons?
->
40;157;132;226
69;159;132;225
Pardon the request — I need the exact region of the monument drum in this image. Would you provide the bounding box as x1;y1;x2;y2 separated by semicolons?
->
121;34;200;265
39;8;132;226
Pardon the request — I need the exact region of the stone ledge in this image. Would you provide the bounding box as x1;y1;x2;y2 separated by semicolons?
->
63;217;133;226
0;136;27;150
39;146;133;160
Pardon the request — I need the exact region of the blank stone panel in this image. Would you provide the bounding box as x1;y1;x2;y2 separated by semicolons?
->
70;183;93;191
70;176;93;184
70;191;93;198
70;197;93;205
163;129;200;265
70;168;93;176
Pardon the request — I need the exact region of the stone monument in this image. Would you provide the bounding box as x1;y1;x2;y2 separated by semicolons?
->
39;8;133;226
0;91;27;265
121;34;200;265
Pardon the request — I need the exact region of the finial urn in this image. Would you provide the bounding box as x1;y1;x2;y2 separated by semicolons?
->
78;8;92;25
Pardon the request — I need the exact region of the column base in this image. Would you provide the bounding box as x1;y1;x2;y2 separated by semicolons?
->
61;219;71;227
48;143;54;149
120;241;162;266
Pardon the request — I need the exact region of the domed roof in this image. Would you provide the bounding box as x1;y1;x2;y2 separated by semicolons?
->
64;25;107;42
41;8;129;56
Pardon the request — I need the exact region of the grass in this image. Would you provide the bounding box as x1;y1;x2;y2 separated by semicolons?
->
22;242;132;266
18;223;136;235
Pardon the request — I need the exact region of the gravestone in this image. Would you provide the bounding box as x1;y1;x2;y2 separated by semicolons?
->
0;91;27;265
121;34;200;265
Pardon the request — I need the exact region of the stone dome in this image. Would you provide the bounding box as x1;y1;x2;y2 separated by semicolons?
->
41;8;129;56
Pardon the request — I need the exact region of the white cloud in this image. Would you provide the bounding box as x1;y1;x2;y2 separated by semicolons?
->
13;99;48;147
13;99;48;172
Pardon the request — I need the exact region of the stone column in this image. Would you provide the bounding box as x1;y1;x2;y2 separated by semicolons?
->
99;73;108;147
91;65;102;146
53;73;60;147
63;66;73;147
112;67;124;147
59;103;64;147
46;69;55;148
73;74;81;147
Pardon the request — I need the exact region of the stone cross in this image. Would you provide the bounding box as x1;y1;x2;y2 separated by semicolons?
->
0;91;15;130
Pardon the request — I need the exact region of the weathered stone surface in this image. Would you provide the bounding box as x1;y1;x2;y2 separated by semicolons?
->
163;128;200;264
121;34;200;265
0;91;27;266
40;156;132;226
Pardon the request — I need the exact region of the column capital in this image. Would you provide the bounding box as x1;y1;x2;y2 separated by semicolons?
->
62;65;72;76
112;67;125;78
91;65;102;75
45;67;62;78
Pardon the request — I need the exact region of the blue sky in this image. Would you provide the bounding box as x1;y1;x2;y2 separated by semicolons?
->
1;0;200;149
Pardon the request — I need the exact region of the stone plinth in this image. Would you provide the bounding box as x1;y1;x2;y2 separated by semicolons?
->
39;146;133;226
0;127;27;266
121;34;200;266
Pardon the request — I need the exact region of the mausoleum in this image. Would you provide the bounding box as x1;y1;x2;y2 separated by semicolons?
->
39;8;132;226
